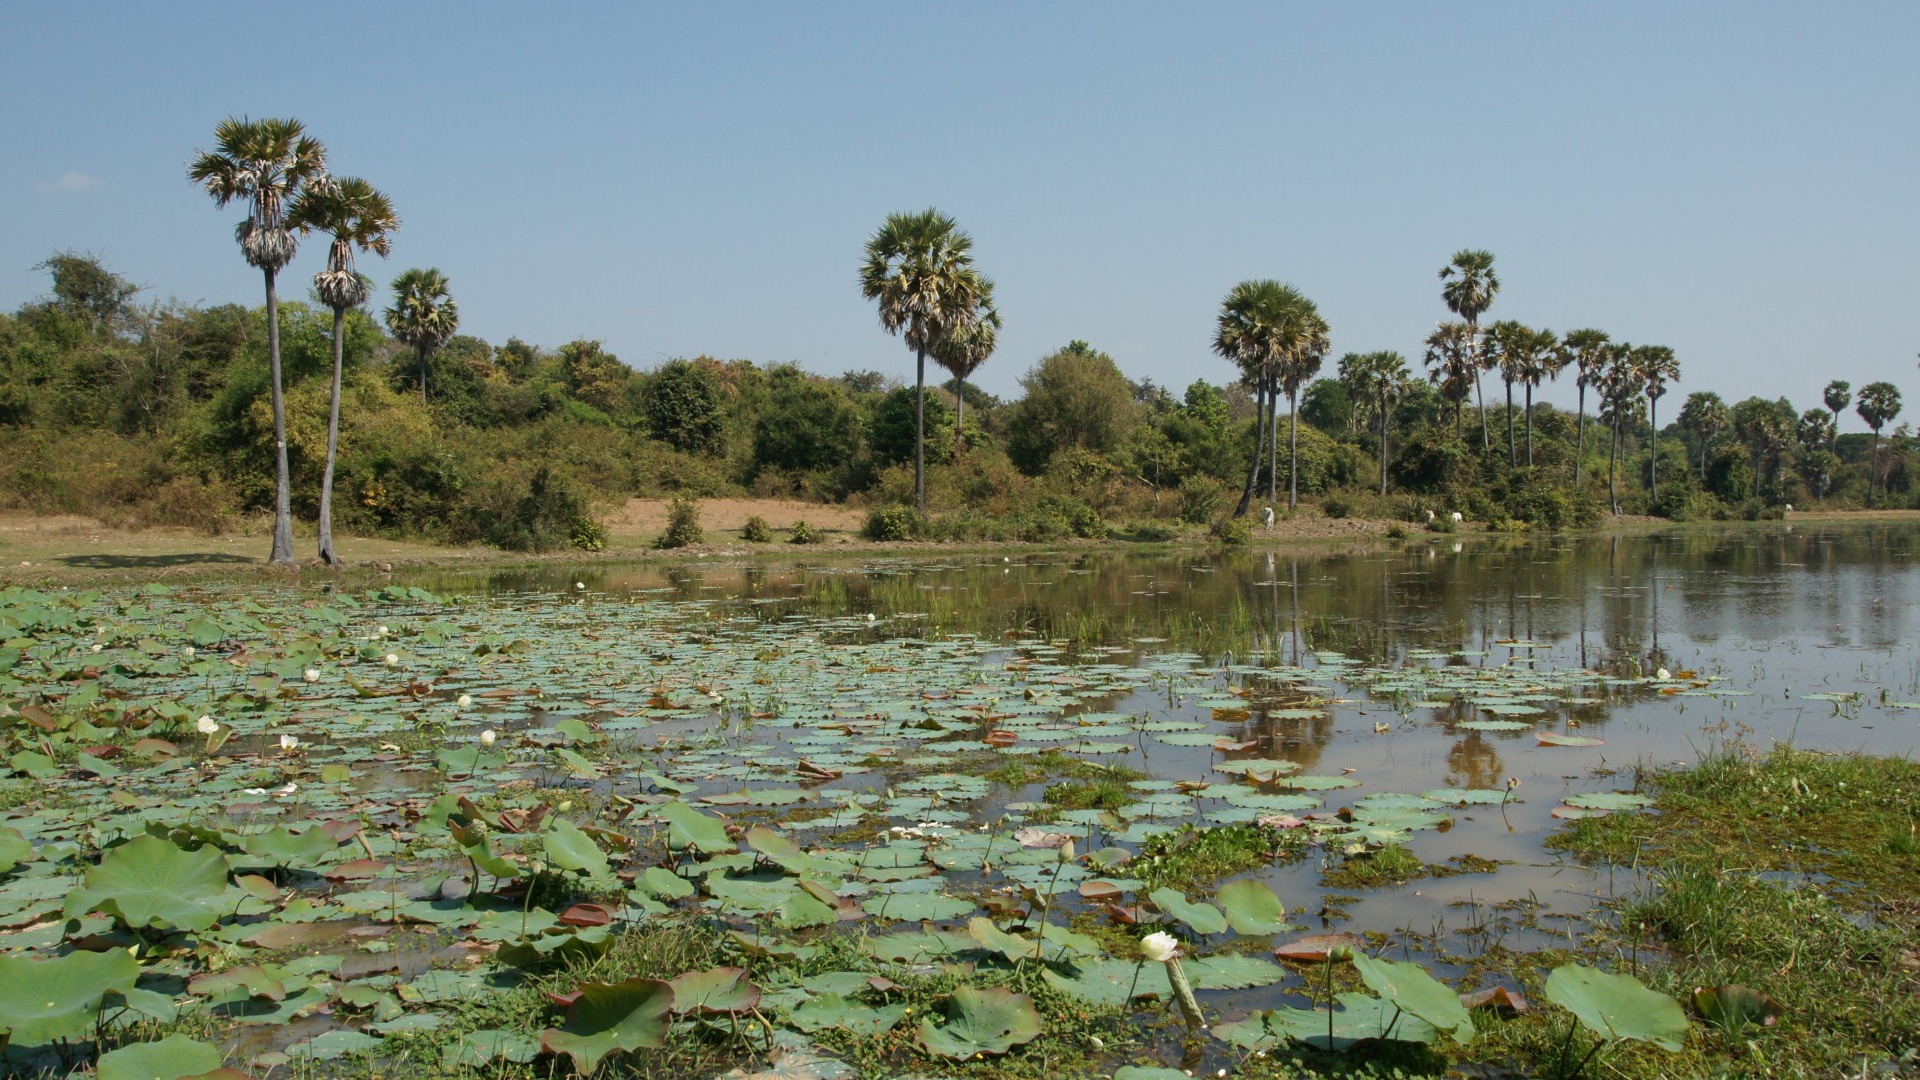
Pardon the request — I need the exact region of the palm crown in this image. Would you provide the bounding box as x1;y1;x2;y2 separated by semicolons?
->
386;268;459;355
188;117;328;274
290;177;398;312
860;210;989;356
1439;249;1499;326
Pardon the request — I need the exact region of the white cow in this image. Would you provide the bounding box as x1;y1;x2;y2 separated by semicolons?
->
1450;511;1464;524
1262;506;1276;530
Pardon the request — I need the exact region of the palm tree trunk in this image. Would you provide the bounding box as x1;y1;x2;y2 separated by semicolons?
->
914;348;927;516
318;305;347;568
1574;382;1588;486
1647;397;1659;507
1267;372;1280;505
1378;387;1390;495
1235;379;1267;517
953;381;965;454
1505;376;1516;466
1607;420;1619;513
419;348;429;405
1288;387;1300;510
265;268;295;566
1869;431;1880;507
1475;372;1489;451
1524;384;1535;467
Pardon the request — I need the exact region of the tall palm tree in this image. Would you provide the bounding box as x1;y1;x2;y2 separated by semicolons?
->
1340;350;1410;494
1276;308;1331;510
929;283;1000;451
288;177;398;568
385;269;458;405
1560;329;1611;486
1633;345;1680;505
1516;324;1565;467
1856;381;1902;506
1422;321;1477;431
1823;380;1851;453
188;116;328;566
1484;320;1530;465
860;209;989;515
1676;391;1728;480
1439;249;1499;451
1598;343;1643;513
1214;280;1321;513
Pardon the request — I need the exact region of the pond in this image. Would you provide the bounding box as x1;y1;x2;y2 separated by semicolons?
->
2;521;1915;1076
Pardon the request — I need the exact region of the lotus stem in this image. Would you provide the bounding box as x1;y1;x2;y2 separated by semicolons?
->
1165;956;1203;1029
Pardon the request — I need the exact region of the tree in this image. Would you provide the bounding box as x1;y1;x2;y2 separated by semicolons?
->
1597;344;1644;512
1339;350;1410;494
1439;249;1499;451
1485;320;1556;466
1731;397;1795;499
1513;325;1564;466
1856;381;1902;506
860;209;990;514
643;359;726;453
928;283;1000;449
1006;341;1136;475
1422;322;1476;431
1823;380;1851;453
1632;345;1679;505
1560;329;1611;486
1214;281;1324;513
34;251;140;336
287;177;397;568
1676;391;1729;480
385;268;458;404
1796;408;1835;455
188;116;328;565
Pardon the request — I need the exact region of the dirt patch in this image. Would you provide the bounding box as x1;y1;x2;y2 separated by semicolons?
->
605;498;865;537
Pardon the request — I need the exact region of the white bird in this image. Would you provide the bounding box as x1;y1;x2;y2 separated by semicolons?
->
1262;506;1276;529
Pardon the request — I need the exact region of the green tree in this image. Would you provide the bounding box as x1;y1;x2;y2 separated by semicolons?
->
1632;345;1680;505
188;116;328;565
1213;280;1325;513
34;251;140;336
643;359;726;453
1514;325;1565;466
1856;381;1902;506
860;209;990;514
928;284;1000;450
1561;329;1611;486
869;385;955;468
752;365;862;479
288;177;397;567
1439;249;1499;451
1731;396;1795;500
1338;350;1409;494
1676;391;1729;480
1006;341;1136;475
1597;344;1645;512
1422;321;1476;431
385;268;459;404
1823;380;1851;453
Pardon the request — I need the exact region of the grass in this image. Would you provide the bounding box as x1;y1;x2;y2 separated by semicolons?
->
1134;823;1305;893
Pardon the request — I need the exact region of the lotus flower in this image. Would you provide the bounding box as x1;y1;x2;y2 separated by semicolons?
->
480;728;497;747
1141;931;1202;1028
303;667;320;683
1141;931;1179;963
377;625;390;636
196;715;219;735
279;734;300;752
457;694;473;709
384;653;399;666
1657;667;1672;680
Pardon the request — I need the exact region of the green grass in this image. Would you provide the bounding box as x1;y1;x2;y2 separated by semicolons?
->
1134;823;1305;893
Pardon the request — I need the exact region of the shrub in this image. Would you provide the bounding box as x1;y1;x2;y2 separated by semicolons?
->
1177;476;1226;525
1383;523;1407;540
490;467;601;553
655;496;703;549
1320;493;1351;519
740;515;773;543
863;504;923;542
570;516;608;552
1210;516;1251;546
788;520;821;544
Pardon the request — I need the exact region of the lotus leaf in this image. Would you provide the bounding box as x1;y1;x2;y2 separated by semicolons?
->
1216;878;1292;935
67;834;231;932
540;977;674;1073
0;826;33;873
634;865;695;900
668;966;762;1014
1148;887;1227;935
95;1035;225;1080
916;986;1043;1058
1352;953;1475;1043
660;800;735;854
290;1029;382;1060
0;948;140;1045
1544;963;1689;1051
240;824;339;867
863;890;975;922
1213;992;1439;1050
544;818;611;877
787;992;905;1034
1183;954;1289;989
441;1028;541;1069
748;825;826;875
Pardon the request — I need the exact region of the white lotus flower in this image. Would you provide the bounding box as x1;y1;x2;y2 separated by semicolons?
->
303;667;320;683
576;582;586;590
184;646;195;658
377;625;390;637
196;715;219;735
457;693;473;709
91;643;102;652
1141;931;1180;963
279;734;300;752
479;728;497;747
1656;667;1672;680
384;653;399;666
274;781;298;797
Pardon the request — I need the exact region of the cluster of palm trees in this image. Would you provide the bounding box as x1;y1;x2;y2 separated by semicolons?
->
1818;380;1905;505
1211;282;1330;514
189;116;457;567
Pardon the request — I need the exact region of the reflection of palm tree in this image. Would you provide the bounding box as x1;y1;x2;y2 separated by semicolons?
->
1445;731;1504;792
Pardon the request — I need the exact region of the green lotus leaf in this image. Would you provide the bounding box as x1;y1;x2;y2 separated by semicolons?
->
916;986;1043;1059
0;948;140;1046
95;1035;225;1080
633;866;695;900
787;992;905;1034
67;834;231;932
667;966;761;1015
660;800;735;854
0;826;34;873
1564;792;1654;811
1352;953;1475;1043
240;824;339;867
544;818;611;877
1544;963;1689;1051
966;916;1101;962
539;977;674;1074
1183;954;1289;990
1114;1068;1193;1080
746;825;825;875
863;890;975;923
441;1028;540;1069
1148;887;1227;935
1216;878;1292;935
1213;992;1438;1050
290;1029;382;1060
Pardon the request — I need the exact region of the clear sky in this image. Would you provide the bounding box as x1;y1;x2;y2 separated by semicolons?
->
5;3;1916;424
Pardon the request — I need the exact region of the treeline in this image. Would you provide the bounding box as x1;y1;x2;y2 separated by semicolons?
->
0;251;1911;550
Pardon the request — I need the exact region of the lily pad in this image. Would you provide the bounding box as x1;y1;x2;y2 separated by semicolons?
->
0;948;141;1045
66;835;231;932
539;977;675;1073
1216;878;1292;935
1352;952;1476;1043
95;1035;225;1080
1544;963;1689;1051
916;986;1043;1058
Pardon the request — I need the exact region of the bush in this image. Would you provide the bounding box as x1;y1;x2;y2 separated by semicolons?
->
1320;493;1351;519
1383;523;1407;540
788;520;821;544
863;504;923;541
655;496;703;549
570;516;608;552
1010;495;1106;542
1210;516;1251;546
1176;475;1227;525
489;467;602;553
740;515;773;543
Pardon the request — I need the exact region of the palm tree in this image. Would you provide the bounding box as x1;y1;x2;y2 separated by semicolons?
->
860;209;989;515
188;116;328;566
1214;281;1326;513
1483;320;1529;465
928;283;1000;451
288;177;397;568
1823;380;1851;453
1516;325;1564;466
1676;391;1728;480
1339;351;1410;494
1439;250;1499;451
1561;329;1611;486
1598;344;1643;513
1633;345;1680;505
385;269;458;404
1276;308;1331;510
1856;381;1901;506
1422;322;1477;430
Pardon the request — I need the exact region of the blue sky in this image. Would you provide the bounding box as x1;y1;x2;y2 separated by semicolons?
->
5;3;1916;423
